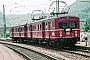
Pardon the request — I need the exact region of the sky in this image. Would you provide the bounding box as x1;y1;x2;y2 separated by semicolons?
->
0;0;76;14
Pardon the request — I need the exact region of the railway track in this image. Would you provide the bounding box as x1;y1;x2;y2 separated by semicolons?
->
57;48;90;58
0;42;57;60
0;39;90;60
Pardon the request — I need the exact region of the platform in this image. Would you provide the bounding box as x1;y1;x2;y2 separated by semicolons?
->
0;44;23;60
75;42;90;47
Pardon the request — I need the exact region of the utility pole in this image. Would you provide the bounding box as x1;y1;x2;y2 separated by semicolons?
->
56;0;59;14
3;5;6;38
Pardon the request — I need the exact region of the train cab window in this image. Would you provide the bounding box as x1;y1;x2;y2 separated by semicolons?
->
68;22;76;28
59;22;67;29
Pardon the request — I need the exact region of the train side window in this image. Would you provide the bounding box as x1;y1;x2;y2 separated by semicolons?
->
68;21;76;28
45;23;48;30
51;21;54;29
15;28;17;32
18;28;19;32
40;24;42;31
21;28;22;32
48;22;51;30
28;26;30;31
32;26;35;31
38;25;39;31
32;26;33;31
22;28;23;32
20;28;21;32
59;22;67;29
19;28;20;32
34;25;36;31
16;28;17;32
33;26;34;31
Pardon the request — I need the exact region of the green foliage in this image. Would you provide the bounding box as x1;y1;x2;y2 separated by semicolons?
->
84;24;89;32
5;31;10;38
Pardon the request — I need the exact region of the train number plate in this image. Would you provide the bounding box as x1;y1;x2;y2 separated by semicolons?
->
66;32;70;35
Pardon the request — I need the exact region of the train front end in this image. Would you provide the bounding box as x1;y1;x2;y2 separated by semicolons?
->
55;15;80;46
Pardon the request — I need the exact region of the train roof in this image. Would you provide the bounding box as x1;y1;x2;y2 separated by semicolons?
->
12;14;79;27
28;14;78;24
11;24;27;28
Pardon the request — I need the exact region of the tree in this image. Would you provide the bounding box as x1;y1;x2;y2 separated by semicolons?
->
84;23;89;32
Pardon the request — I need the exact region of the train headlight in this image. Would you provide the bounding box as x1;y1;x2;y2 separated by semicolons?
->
59;31;62;37
52;32;55;36
60;34;62;37
64;28;72;32
66;32;70;35
75;31;78;36
75;34;78;36
66;28;70;31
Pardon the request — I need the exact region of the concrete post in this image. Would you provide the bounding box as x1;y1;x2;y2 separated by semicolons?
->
88;31;90;46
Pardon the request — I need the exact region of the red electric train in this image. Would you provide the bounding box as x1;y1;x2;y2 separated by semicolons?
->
10;14;80;47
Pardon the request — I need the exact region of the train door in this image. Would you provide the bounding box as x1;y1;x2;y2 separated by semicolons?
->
48;22;51;39
24;25;27;37
30;25;32;39
42;22;45;39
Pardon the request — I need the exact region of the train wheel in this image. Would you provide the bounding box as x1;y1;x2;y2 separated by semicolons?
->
47;40;49;47
56;40;60;48
39;40;42;44
70;43;75;48
57;41;64;48
12;40;14;42
60;42;64;48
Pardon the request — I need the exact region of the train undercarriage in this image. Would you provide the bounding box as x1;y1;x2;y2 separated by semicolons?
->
11;37;80;48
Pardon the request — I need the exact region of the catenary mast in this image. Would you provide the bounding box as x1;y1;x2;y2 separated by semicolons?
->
3;5;6;38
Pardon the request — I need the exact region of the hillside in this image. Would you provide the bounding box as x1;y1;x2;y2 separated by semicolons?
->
67;0;90;31
68;0;90;21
